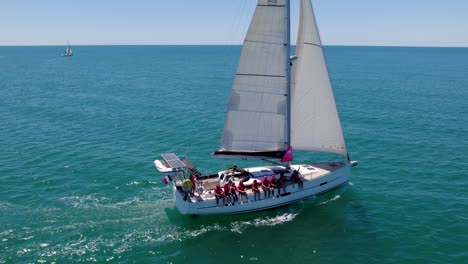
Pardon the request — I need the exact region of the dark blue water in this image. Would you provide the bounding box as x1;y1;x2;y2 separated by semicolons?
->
0;46;467;263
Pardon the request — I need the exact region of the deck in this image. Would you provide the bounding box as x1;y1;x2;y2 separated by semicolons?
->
178;162;346;203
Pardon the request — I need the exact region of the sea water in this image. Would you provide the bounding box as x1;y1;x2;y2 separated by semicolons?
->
0;46;467;263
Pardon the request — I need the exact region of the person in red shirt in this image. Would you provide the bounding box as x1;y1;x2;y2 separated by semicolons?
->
261;176;270;199
237;181;250;204
224;183;232;205
252;180;261;201
269;174;277;198
213;184;224;206
189;174;197;195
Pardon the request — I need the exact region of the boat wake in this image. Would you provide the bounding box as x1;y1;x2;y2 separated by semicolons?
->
318;194;341;205
60;194;140;209
229;212;299;233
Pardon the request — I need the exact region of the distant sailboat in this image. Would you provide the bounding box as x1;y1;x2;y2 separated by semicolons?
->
154;0;357;215
61;42;73;57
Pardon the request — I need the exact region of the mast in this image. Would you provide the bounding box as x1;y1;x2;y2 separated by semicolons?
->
285;0;291;148
285;0;292;167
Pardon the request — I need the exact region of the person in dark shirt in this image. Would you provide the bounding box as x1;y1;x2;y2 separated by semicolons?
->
291;169;303;189
278;172;287;195
230;182;238;205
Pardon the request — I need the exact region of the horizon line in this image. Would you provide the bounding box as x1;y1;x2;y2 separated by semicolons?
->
1;44;468;48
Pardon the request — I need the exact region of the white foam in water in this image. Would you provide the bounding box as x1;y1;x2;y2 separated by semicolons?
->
60;194;104;209
228;212;299;234
319;194;341;205
60;194;140;209
252;213;299;227
113;197;140;207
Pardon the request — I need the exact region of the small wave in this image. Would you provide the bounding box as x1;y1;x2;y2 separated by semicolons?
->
114;197;140;207
251;213;298;226
318;194;341;205
60;194;107;209
153;224;222;243
0;229;14;236
128;181;142;186
0;202;15;209
127;180;159;187
59;194;142;209
228;212;299;234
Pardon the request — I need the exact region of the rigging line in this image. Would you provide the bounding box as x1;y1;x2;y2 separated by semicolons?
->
261;159;283;166
225;0;249;46
234;0;251;45
225;0;242;46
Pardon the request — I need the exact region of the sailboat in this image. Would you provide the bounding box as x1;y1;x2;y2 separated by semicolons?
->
154;0;357;215
61;42;73;57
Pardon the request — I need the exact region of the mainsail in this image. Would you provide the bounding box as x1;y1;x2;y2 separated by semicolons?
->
214;0;290;159
290;0;347;156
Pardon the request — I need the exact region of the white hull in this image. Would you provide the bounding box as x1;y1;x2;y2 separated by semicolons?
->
173;163;350;215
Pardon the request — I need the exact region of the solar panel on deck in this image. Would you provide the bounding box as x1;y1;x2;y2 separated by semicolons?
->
161;153;185;169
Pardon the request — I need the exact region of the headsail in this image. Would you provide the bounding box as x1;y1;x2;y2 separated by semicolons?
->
214;0;290;159
290;0;347;156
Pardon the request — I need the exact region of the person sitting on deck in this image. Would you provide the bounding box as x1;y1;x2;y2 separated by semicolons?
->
224;183;232;206
230;182;239;204
269;174;277;198
213;184;224;206
237;180;250;204
278;172;287;195
291;169;303;189
252;180;261;201
261;176;270;199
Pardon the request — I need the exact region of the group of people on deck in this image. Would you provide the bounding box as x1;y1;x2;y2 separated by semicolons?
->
214;180;250;206
213;169;303;206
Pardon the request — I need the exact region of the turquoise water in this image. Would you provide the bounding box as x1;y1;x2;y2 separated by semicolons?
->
1;45;467;263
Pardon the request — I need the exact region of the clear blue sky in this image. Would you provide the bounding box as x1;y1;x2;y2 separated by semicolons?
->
1;0;468;47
